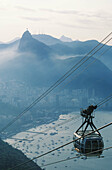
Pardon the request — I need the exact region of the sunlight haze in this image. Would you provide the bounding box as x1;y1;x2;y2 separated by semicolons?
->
0;0;112;43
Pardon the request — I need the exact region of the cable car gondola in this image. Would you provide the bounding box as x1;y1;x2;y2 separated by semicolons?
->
73;105;104;156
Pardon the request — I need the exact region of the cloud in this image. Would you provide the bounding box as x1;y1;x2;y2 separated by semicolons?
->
16;6;36;12
41;8;112;29
0;47;20;65
40;8;112;21
58;22;98;30
40;8;79;15
21;16;49;22
82;11;112;20
0;8;5;10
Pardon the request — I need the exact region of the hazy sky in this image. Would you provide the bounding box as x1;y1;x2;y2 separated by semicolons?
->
0;0;112;43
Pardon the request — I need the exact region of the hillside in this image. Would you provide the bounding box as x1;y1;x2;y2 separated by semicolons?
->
0;30;111;135
0;30;111;95
0;31;111;99
19;31;51;59
33;34;62;45
0;138;41;170
0;32;111;70
0;52;112;97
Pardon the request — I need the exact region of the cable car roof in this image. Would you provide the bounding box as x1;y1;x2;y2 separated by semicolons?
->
74;130;103;139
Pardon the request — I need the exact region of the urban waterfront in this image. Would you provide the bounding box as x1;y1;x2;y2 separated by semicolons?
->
5;111;112;170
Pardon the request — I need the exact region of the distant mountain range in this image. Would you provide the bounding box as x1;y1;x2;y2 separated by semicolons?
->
33;34;62;45
19;31;51;59
1;31;112;170
0;30;111;97
0;31;111;67
60;35;73;42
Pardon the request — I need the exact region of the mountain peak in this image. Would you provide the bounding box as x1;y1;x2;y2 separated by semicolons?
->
18;30;51;59
60;35;72;42
21;30;32;40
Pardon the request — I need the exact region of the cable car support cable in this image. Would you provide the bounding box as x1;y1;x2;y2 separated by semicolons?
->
59;44;112;90
2;91;112;157
8;121;112;170
40;146;112;168
0;33;112;134
3;44;112;143
97;94;112;107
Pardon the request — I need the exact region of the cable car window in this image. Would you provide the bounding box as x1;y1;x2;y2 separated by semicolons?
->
99;140;104;148
92;140;98;150
86;140;91;148
85;140;91;152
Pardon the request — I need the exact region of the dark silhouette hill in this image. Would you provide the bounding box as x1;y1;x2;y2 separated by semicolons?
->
0;31;111;170
0;138;41;170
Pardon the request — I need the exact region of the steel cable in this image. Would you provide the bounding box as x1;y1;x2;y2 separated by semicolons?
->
0;33;111;134
8;121;112;170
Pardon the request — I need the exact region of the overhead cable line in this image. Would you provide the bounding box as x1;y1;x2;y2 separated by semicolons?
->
0;32;111;134
8;121;112;170
10;81;112;144
24;115;80;140
4;75;112;144
97;94;112;107
41;146;112;168
1;41;112;158
4;42;112;141
59;45;112;90
9;115;81;147
0;115;81;158
4;89;112;154
10;45;112;143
